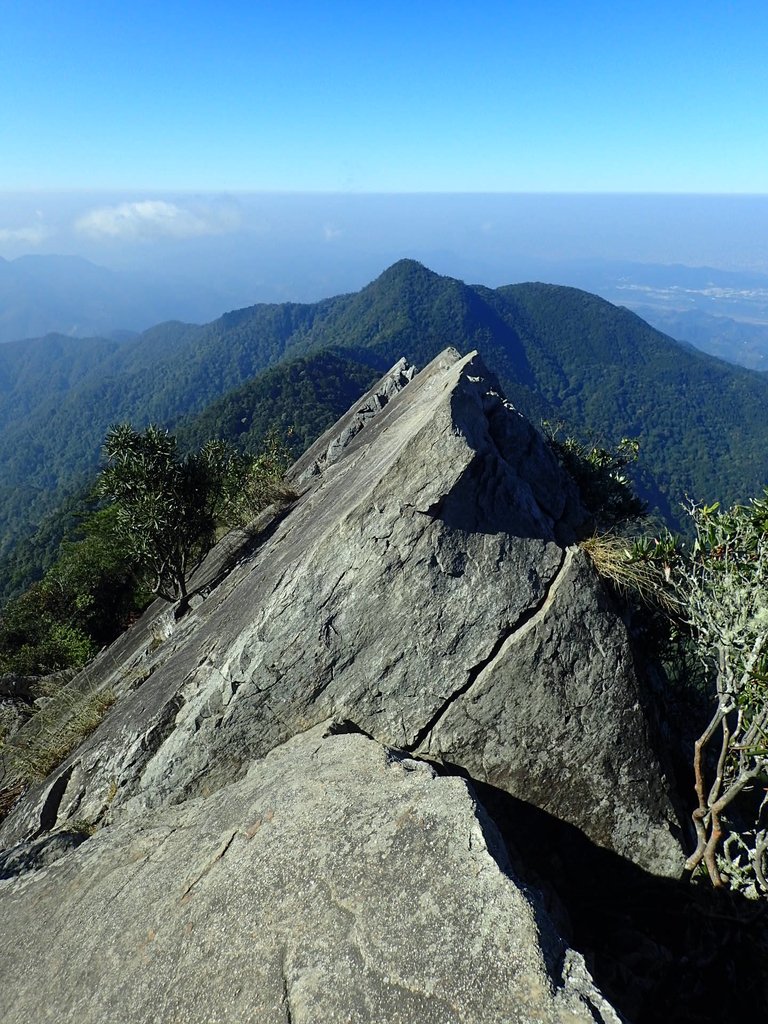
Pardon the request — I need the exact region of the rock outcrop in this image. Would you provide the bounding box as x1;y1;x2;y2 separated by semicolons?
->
0;348;690;1021
1;722;622;1024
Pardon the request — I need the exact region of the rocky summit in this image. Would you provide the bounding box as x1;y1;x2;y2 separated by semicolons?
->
0;349;699;1021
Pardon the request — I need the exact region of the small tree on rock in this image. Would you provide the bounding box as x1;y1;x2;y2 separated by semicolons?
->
576;478;768;894
99;425;290;603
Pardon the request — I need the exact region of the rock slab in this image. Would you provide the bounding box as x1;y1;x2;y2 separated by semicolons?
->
1;349;682;880
0;724;620;1024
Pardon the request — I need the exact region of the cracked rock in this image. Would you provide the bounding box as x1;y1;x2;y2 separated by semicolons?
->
0;724;620;1024
2;348;682;882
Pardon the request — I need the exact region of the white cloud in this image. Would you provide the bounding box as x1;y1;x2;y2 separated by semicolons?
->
75;199;241;240
0;223;50;245
323;223;343;241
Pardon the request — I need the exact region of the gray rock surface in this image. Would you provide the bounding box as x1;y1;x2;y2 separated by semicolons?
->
0;348;682;881
0;723;620;1024
0;669;76;745
291;355;416;483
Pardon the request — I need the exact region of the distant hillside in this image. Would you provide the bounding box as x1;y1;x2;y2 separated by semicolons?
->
174;350;380;456
2;259;768;585
0;254;231;343
631;306;768;371
0;331;124;430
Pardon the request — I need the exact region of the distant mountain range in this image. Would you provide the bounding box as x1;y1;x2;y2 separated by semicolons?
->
5;251;768;371
629;307;768;371
2;259;768;600
0;254;239;342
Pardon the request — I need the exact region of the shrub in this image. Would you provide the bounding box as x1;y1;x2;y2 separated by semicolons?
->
543;422;646;531
666;494;768;892
98;424;294;601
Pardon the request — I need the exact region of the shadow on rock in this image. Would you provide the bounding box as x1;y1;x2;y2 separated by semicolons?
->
459;768;768;1024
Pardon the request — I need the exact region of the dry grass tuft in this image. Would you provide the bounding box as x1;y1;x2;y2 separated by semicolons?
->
580;534;679;612
4;685;116;786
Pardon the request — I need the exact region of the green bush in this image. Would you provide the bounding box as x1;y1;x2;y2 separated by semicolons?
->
98;424;294;601
543;422;645;530
580;492;768;894
0;505;147;675
667;493;768;892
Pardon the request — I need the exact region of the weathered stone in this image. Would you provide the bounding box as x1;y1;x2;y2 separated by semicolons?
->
414;546;682;873
0;674;38;704
291;355;416;483
0;348;683;881
0;826;88;880
0;670;76;744
0;724;620;1024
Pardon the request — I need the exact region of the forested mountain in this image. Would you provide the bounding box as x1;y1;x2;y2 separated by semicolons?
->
174;350;380;456
2;259;768;593
0;332;125;429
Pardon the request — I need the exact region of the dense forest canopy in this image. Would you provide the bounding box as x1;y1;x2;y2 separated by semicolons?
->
2;260;768;601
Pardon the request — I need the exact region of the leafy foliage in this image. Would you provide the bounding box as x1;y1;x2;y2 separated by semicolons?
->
0;505;146;674
100;426;224;600
665;493;768;893
543;424;645;530
98;424;291;602
0;485;93;607
592;492;768;894
0;419;293;675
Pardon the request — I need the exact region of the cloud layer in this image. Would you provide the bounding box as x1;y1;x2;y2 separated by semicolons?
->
75;199;240;240
0;223;50;245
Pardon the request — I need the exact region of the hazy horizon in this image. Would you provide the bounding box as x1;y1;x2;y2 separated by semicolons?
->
4;192;768;280
4;3;768;357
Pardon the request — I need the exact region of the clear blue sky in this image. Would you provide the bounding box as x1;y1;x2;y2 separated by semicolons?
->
2;0;767;192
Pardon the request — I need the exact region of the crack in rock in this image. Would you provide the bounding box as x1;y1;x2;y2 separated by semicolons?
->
179;827;238;900
407;546;573;753
280;953;295;1024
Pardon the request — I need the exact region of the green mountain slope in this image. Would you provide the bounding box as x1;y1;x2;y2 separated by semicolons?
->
480;282;768;520
174;350;380;456
0;332;124;430
2;259;768;573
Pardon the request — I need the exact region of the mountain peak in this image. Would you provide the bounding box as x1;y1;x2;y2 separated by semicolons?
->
369;258;444;288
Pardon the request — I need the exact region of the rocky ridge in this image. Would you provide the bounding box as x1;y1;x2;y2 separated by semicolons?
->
0;348;694;1021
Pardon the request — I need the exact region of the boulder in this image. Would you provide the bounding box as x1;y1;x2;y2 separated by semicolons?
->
0;723;621;1024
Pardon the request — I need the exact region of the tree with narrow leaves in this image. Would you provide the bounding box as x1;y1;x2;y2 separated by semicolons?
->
98;424;291;603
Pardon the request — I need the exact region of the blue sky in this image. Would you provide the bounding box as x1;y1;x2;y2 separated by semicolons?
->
2;0;768;192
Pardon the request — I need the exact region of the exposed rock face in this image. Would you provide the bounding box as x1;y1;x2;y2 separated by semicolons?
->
0;349;681;878
291;355;417;482
0;670;75;744
0;347;690;1021
0;723;620;1024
